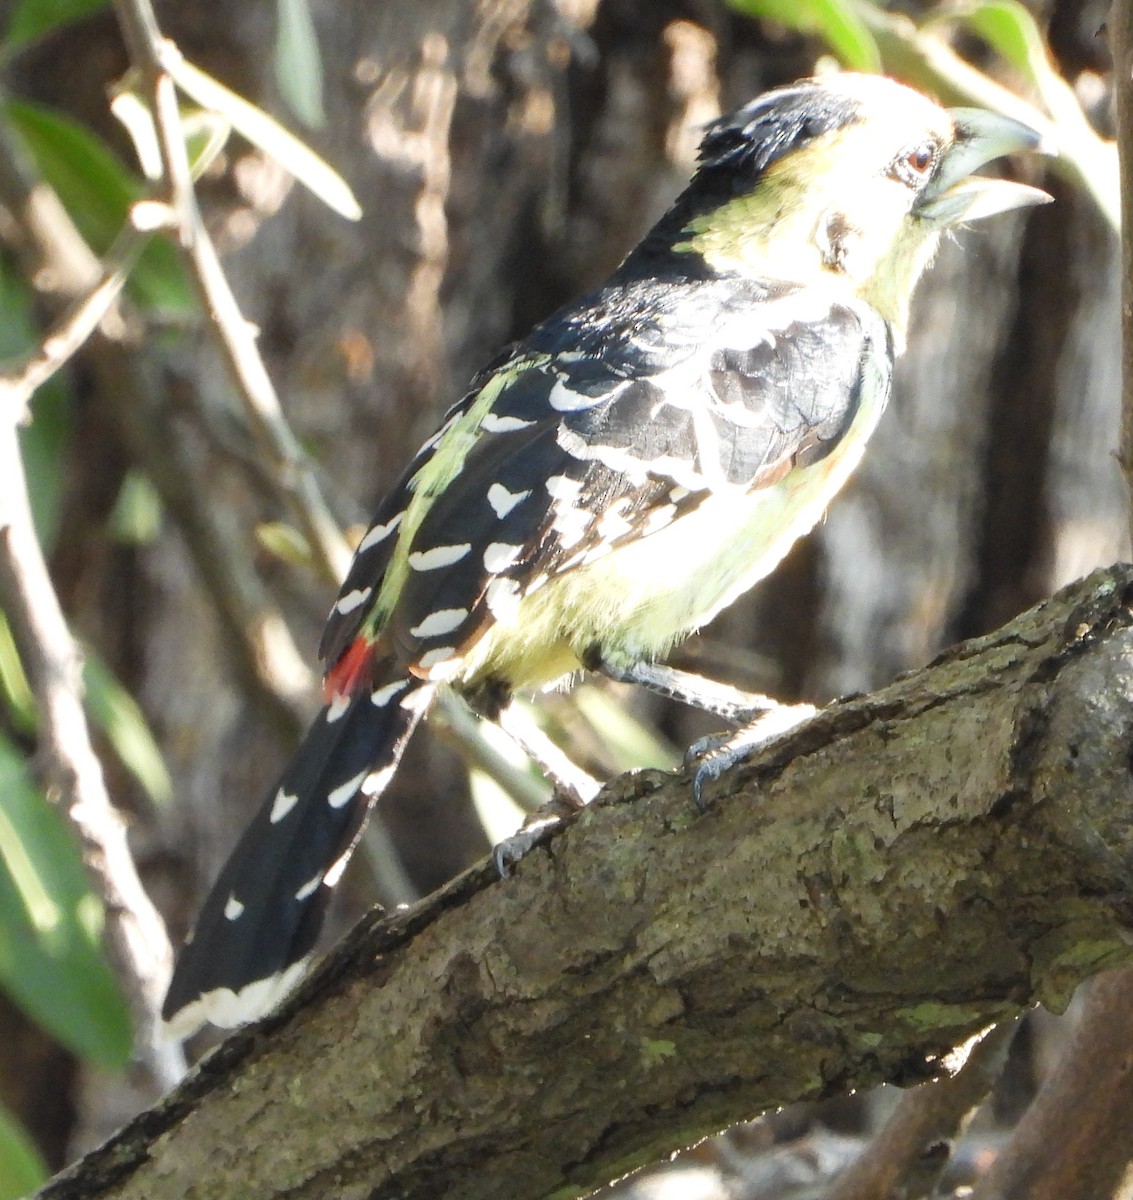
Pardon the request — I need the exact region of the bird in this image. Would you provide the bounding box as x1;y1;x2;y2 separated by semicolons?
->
163;71;1052;1039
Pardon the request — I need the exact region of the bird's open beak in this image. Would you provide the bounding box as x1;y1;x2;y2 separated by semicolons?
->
915;108;1055;226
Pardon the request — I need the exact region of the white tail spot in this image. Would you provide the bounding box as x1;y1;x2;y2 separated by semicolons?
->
327;769;368;810
270;788;299;823
334;587;372;616
372;679;409;707
295;873;322;901
224;894;245;921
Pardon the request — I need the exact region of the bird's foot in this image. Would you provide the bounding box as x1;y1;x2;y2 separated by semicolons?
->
492;790;590;876
688;701;817;809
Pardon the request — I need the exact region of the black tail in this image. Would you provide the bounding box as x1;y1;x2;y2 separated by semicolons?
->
163;674;434;1038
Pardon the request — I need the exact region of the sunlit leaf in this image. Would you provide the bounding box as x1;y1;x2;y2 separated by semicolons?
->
3;99;193;313
5;0;107;49
255;520;313;568
162;43;361;219
274;0;326;129
726;0;881;72
0;735;132;1067
0;1103;47;1200
82;651;173;808
108;469;162;546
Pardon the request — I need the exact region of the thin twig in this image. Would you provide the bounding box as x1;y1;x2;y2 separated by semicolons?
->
0;420;185;1090
111;0;351;586
822;1021;1018;1200
0;222;148;421
968;970;1133;1200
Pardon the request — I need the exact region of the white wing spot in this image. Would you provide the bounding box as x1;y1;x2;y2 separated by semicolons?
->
224;894;245;921
481;413;535;433
487;482;531;519
270;788;299;824
418;646;458;671
547;377;613;412
408;543;471;571
483;542;523;573
334;586;372;616
295;873;322;901
327;769;368;810
668;485;690;503
357;513;403;553
551;503;592;549
372;679;409;707
410;608;469;638
485;577;522;624
596;509;633;540
546;474;583;501
325;693;352;723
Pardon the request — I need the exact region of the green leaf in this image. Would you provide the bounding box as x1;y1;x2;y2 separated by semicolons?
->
274;0;326;129
110;85;232;184
108;470;162;546
2;99;193;313
163;45;361;219
726;0;881;72
949;0;1047;84
0;735;132;1067
255;520;313;568
0;1103;47;1200
5;0;107;50
0;613;35;735
83;651;173;808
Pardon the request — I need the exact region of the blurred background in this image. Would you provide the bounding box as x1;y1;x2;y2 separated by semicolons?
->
0;0;1121;1195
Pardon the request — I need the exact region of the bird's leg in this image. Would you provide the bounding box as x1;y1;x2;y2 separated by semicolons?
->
495;701;600;809
463;683;599;875
593;657;789;723
591;654;816;807
490;701;602;874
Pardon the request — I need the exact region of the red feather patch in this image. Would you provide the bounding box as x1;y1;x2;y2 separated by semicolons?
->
323;637;376;702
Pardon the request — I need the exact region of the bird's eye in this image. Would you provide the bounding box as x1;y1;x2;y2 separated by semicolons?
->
907;145;935;173
892;141;938;186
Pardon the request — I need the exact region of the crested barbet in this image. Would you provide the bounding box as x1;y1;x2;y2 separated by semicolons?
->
164;72;1052;1038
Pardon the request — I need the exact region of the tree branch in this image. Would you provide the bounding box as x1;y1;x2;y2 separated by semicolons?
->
34;565;1133;1200
0;421;184;1092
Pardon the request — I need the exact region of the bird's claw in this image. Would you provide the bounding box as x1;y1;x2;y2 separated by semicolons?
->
492;814;562;876
687;702;818;810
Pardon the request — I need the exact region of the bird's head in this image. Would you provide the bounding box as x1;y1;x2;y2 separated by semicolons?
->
666;73;1052;337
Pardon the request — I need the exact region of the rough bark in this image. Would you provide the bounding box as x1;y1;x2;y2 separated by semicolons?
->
34;564;1133;1200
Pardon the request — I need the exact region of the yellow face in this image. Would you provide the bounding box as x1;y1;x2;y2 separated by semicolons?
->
676;76;959;335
